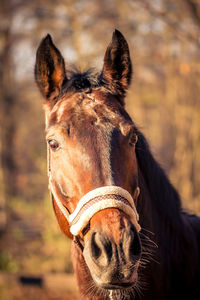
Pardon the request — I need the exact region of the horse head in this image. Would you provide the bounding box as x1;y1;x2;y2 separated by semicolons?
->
35;30;142;294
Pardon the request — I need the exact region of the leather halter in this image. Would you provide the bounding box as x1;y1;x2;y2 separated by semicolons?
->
47;145;141;237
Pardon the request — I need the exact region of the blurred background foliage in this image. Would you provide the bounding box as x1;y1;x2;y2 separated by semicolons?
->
0;0;200;296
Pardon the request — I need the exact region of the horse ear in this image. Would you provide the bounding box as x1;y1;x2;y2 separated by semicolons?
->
35;34;67;102
101;29;132;100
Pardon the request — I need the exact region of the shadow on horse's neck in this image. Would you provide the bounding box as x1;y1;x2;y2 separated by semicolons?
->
136;131;183;236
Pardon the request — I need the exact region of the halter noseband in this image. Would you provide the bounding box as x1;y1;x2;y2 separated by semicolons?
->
47;146;141;237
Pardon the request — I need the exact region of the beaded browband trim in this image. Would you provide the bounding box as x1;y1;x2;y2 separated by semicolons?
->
49;175;141;236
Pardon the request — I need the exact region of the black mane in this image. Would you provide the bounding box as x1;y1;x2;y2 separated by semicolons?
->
136;132;182;225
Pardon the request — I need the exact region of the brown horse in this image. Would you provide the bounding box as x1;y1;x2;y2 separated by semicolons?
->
35;30;200;300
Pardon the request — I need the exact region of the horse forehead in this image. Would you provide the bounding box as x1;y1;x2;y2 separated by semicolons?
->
51;92;120;125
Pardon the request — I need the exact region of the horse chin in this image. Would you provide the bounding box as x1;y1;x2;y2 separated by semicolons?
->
94;279;137;300
86;262;138;297
90;280;137;300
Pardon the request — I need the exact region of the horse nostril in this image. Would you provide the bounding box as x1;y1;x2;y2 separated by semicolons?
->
91;232;101;260
122;225;141;263
129;228;141;261
90;231;112;266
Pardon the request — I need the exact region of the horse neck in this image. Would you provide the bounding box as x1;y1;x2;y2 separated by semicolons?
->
136;133;184;239
136;133;200;290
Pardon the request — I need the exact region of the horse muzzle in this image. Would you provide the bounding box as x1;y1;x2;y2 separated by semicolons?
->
83;222;141;290
49;177;142;287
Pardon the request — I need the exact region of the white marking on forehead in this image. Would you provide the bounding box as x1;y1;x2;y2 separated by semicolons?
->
99;126;115;185
54;101;69;123
45;113;49;128
44;103;52;129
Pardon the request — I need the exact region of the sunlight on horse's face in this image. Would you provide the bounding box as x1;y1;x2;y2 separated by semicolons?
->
45;89;141;289
46;90;138;209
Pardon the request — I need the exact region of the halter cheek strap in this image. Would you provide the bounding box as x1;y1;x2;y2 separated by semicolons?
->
49;174;70;221
49;174;141;236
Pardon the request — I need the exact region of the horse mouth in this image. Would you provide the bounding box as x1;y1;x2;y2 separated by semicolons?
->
94;270;138;291
100;281;135;290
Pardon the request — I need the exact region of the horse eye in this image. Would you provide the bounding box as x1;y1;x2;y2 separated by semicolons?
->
129;133;138;146
48;139;60;151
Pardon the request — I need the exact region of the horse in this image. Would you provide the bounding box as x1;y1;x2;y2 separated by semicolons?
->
34;30;200;300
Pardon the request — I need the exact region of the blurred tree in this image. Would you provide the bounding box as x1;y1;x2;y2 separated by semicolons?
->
0;0;17;232
185;0;200;25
